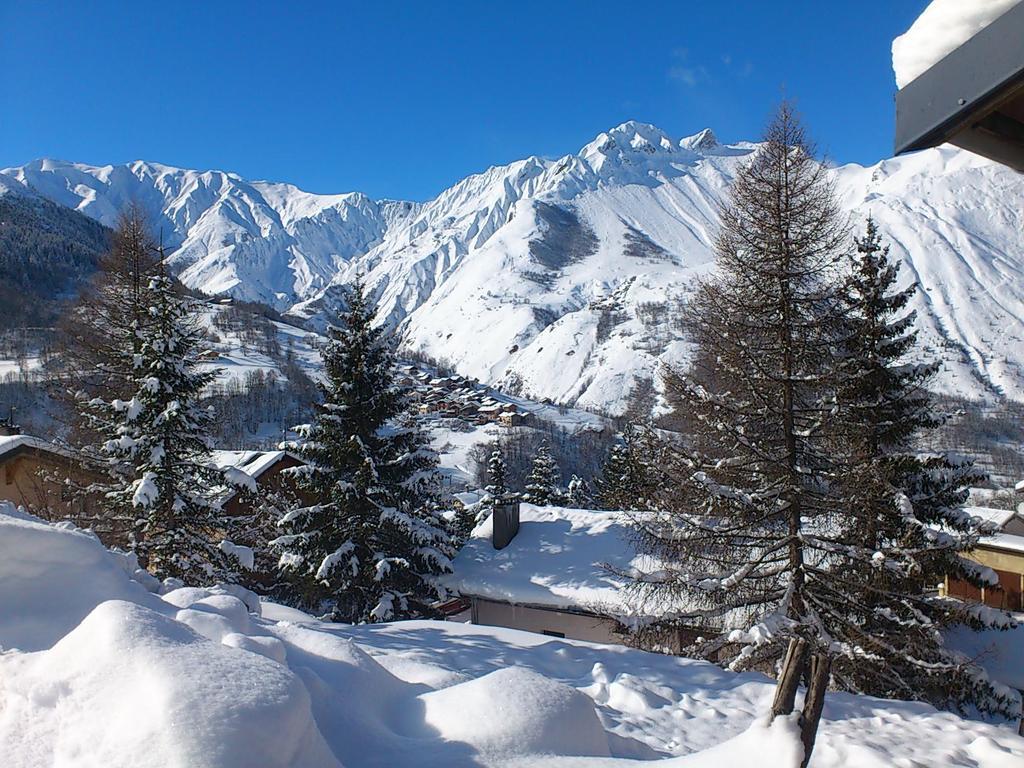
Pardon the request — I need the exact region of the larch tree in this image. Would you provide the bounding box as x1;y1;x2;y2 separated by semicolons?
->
625;104;849;761
56;205;157;410
274;279;453;622
827;218;1015;715
625;106;1018;761
53;207;160;540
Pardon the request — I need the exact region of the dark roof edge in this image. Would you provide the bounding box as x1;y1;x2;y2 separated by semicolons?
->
895;1;1024;162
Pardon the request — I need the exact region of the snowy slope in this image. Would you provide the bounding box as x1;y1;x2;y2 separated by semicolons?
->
6;123;1024;413
0;159;420;310
2;504;1022;768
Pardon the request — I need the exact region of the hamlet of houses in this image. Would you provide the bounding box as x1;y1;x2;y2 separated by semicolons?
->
396;364;526;427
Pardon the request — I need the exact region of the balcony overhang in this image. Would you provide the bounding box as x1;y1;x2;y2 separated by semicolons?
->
895;1;1024;171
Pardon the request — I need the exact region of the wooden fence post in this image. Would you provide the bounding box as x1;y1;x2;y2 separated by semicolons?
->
799;652;830;768
771;637;809;719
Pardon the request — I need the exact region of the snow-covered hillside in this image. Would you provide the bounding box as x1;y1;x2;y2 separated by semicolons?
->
5;123;1024;413
2;503;1022;768
0;159;420;310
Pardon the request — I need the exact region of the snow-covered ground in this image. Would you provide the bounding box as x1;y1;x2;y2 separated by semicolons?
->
2;503;1022;768
0;356;42;379
892;0;1022;88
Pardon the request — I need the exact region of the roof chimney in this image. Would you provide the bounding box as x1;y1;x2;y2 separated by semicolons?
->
492;500;520;550
0;406;20;437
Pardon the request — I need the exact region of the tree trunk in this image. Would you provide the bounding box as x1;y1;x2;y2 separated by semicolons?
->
771;637;809;719
799;652;830;768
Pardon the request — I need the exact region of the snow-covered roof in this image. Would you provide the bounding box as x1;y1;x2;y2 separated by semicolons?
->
965;505;1022;531
982;531;1024;555
892;0;1022;88
444;504;648;618
0;433;75;462
210;449;298;481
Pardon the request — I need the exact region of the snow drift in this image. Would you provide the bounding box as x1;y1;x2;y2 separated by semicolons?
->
419;667;610;758
0;508;163;652
892;0;1022;88
1;501;1022;768
0;600;338;768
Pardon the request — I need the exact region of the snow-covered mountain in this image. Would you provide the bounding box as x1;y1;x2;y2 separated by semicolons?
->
4;122;1024;413
1;159;420;309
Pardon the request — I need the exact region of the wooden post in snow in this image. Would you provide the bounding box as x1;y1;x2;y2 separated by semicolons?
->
771;637;809;719
799;652;830;768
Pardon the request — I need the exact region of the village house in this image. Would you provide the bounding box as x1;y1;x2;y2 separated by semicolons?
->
944;505;1024;612
209;449;307;516
443;502;657;645
0;427;104;526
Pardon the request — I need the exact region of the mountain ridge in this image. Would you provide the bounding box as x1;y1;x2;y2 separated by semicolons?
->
4;121;1024;413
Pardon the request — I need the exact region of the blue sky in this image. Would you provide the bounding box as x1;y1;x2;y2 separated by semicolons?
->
0;1;925;201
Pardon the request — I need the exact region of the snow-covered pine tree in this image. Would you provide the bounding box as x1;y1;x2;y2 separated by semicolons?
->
594;443;632;510
827;219;1015;715
485;448;510;501
524;444;561;506
275;279;453;622
87;266;236;583
626;104;848;675
475;447;512;523
593;429;663;511
566;474;590;508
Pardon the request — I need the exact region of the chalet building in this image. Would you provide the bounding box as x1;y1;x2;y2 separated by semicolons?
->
944;506;1024;612
444;502;653;645
209;449;307;516
0;430;103;525
895;1;1024;170
1;424;306;539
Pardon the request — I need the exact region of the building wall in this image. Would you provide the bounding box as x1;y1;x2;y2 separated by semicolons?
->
1;448;103;514
946;544;1024;611
470;597;623;644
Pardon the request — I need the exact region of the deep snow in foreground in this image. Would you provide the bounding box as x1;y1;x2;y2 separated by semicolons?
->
1;504;1022;768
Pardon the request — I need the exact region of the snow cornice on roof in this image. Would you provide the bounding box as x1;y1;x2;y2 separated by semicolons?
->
894;0;1024;170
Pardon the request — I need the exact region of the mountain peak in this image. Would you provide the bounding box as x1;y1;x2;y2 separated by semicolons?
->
579;121;679;163
679;128;718;152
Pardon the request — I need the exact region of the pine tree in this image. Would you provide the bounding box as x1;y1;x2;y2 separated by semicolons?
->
593;430;663;511
275;279;453;622
87;267;236;583
475;448;513;524
524;444;561;505
627;103;848;672
566;474;590;508
826;219;1015;714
